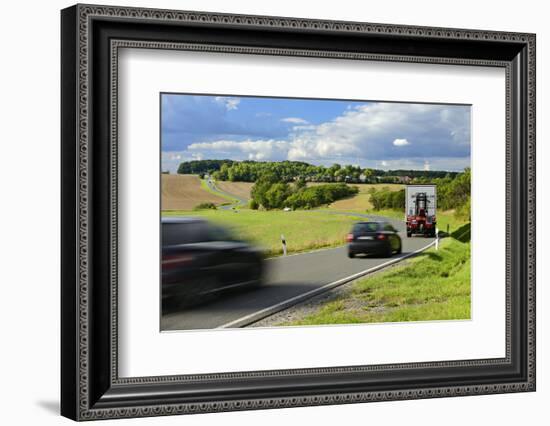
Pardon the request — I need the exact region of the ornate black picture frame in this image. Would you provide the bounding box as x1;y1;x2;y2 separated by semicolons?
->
61;4;536;421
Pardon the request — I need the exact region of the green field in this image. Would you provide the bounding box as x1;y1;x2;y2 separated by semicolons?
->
162;209;362;257
278;234;471;326
162;206;468;258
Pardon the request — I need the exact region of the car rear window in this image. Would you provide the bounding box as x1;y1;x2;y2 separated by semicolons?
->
353;222;379;233
205;225;236;242
383;223;396;232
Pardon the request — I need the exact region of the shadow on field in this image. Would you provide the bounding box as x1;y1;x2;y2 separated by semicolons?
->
451;223;471;243
415;251;443;262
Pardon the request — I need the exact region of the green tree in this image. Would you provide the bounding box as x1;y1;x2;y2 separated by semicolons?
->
265;183;292;208
294;177;307;191
251;172;279;208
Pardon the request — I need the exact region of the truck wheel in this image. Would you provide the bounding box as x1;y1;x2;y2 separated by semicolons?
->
407;231;412;238
348;252;355;259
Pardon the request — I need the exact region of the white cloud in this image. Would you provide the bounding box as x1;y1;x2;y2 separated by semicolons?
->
188;139;289;161
370;157;469;171
285;103;469;162
214;96;240;111
281;117;309;125
393;138;410;146
178;102;470;171
166;153;181;161
161;151;198;173
424;160;431;171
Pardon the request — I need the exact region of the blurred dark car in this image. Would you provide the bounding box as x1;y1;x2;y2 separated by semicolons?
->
162;217;264;309
346;221;402;258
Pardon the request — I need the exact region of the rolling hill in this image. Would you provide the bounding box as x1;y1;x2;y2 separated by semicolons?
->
161;174;227;210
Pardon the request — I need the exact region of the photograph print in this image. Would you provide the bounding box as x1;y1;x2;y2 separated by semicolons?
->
160;93;471;331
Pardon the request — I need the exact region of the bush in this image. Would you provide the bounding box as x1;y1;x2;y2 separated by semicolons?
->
370;188;405;210
391;190;405;209
193;202;217;210
454;196;471;221
249;199;259;210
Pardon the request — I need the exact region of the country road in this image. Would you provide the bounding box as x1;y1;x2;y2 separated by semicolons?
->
161;213;435;331
205;179;248;210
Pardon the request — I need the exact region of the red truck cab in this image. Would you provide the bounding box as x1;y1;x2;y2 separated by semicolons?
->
405;187;437;238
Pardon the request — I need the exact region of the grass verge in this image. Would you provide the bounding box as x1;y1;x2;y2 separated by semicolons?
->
278;235;471;326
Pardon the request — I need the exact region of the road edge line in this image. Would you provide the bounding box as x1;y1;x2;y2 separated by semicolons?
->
217;239;437;329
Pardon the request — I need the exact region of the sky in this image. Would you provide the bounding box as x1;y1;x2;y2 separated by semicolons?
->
161;93;471;173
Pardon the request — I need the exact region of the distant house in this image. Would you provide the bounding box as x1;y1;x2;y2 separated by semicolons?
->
396;175;412;184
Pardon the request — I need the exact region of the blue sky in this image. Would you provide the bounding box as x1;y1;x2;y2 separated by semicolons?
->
161;93;471;173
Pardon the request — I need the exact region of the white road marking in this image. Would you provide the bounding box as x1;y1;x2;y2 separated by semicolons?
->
217;239;437;329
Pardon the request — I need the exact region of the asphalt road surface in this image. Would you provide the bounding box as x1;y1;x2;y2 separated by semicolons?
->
161;215;435;331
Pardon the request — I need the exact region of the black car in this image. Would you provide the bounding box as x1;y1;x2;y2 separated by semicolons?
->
162;217;264;309
346;221;402;258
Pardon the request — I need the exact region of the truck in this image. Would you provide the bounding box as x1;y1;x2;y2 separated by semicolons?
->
405;185;437;237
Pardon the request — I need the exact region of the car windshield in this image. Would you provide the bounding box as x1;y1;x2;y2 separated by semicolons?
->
353;222;379;233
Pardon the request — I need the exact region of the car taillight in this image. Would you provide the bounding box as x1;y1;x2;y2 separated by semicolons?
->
346;233;354;242
162;253;193;269
376;234;386;240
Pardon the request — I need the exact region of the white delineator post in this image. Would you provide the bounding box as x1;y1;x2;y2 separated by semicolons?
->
435;227;439;250
281;234;287;256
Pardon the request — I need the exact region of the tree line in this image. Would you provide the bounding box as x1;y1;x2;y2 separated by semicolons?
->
176;159;458;183
177;159;233;175
250;174;358;210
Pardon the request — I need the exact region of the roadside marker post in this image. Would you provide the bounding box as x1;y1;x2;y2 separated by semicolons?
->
435;227;439;250
281;234;287;256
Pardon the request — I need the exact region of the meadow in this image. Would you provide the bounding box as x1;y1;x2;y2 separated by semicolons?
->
162;177;467;257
